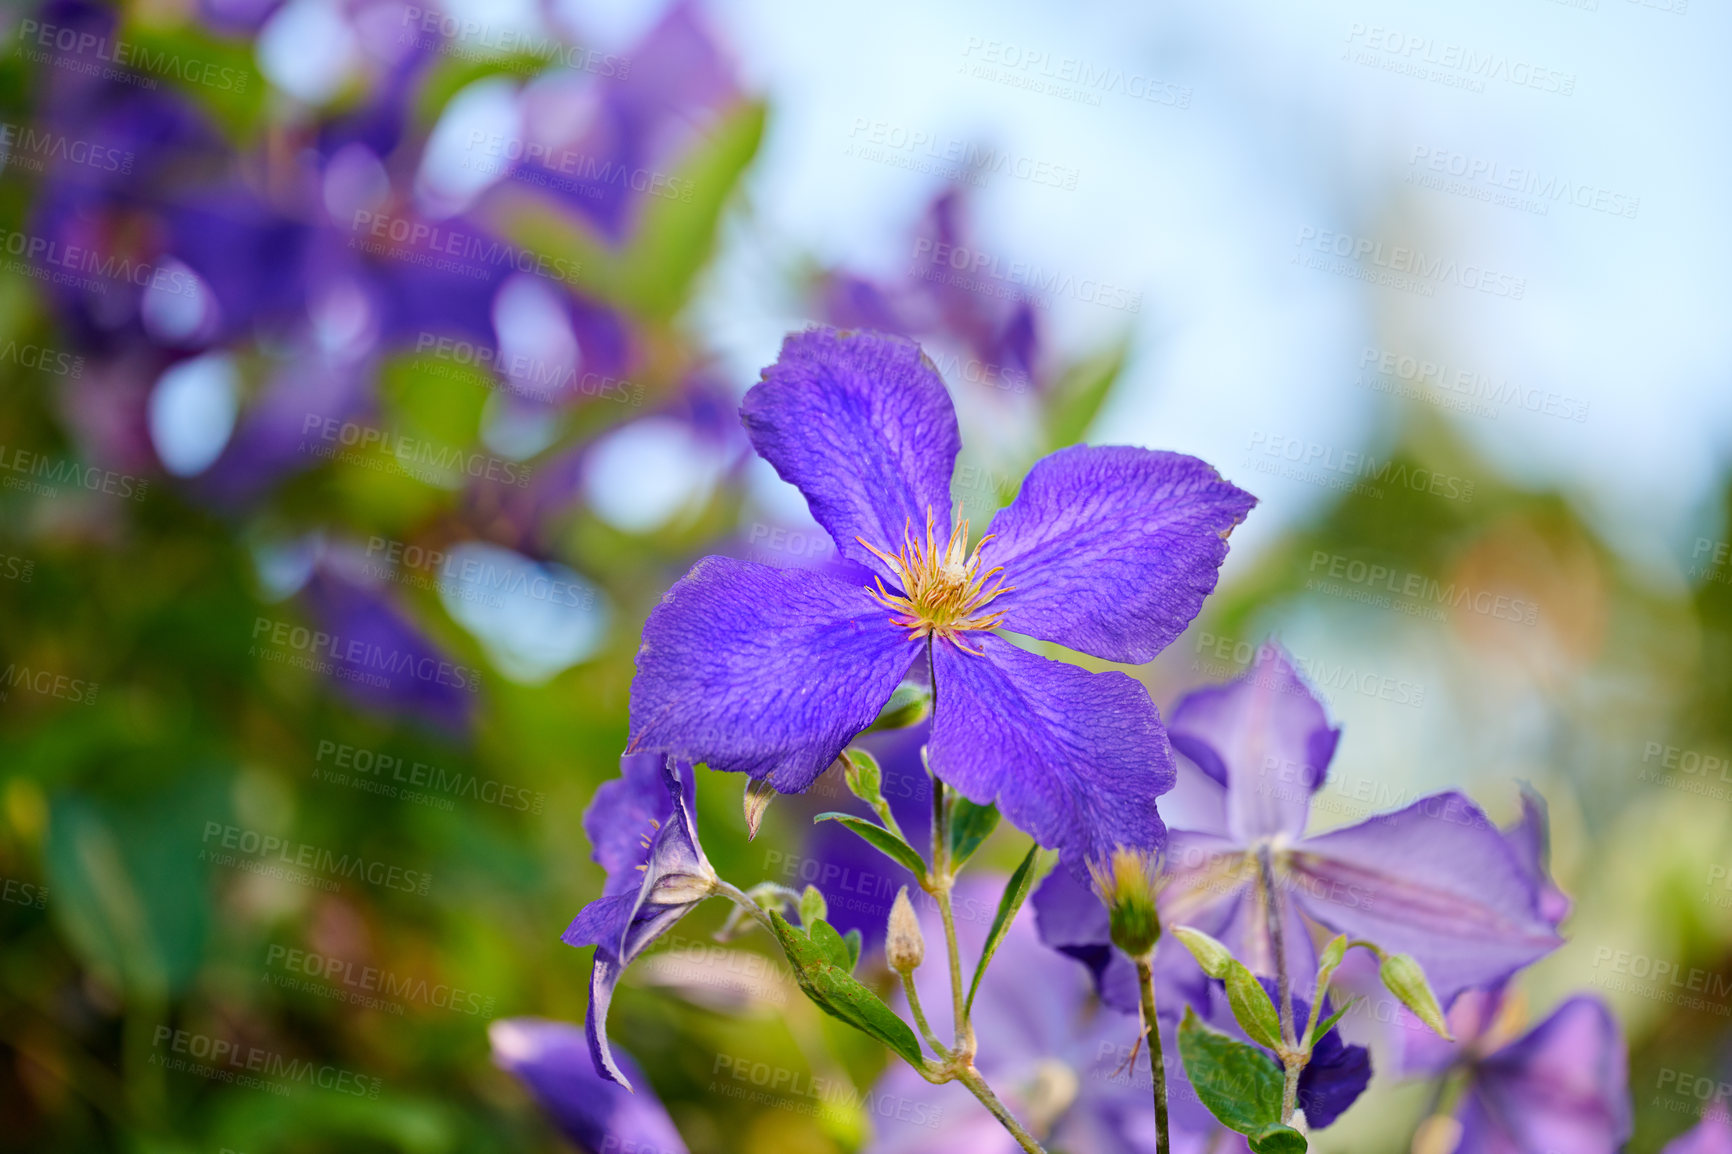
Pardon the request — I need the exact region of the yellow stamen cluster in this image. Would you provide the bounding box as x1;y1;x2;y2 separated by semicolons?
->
857;509;1012;654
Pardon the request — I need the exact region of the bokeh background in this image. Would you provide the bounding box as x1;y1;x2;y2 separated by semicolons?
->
2;0;1729;1150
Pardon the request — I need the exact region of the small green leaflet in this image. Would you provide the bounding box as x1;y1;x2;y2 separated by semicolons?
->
768;913;924;1068
964;843;1041;1014
813;812;928;880
946;798;1000;869
1177;1009;1307;1154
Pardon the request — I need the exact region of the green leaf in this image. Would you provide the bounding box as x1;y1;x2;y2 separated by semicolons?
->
946;798;1000;870
813;812;927;880
843;928;863;971
965;843;1042;1013
1177;1009;1305;1151
1224;964;1285;1053
866;683;932;733
768;913;925;1068
1042;337;1130;451
799;885;828;928
1308;1000;1356;1050
1173;925;1235;979
808;918;852;971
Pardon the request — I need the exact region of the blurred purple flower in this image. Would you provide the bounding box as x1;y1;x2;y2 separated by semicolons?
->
867;876;1243;1154
818;187;1043;394
490;1017;688;1154
1667;1110;1732;1154
1153;643;1561;1002
562;752;716;1089
1401;989;1631;1154
628;326;1254;871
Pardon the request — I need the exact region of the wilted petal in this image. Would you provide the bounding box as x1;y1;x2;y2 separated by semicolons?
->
741;328;961;578
928;635;1170;872
1458;996;1631;1154
630;556;921;790
1288;792;1562;1004
490;1017;687;1151
1166;644;1338;842
979;446;1254;665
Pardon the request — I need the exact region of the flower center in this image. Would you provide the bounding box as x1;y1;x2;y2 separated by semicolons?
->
857;508;1012;654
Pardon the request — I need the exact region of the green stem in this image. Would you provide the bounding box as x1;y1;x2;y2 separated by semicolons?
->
928;779;973;1054
714;878;778;934
954;1064;1048;1154
899;969;950;1059
1255;845;1303;1123
1135;957;1172;1154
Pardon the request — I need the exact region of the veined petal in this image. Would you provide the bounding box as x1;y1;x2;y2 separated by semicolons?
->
1287;792;1563;1004
742;327;960;577
1167;643;1340;842
489;1018;687;1150
1461;997;1631;1154
583;751;679;897
979;446;1255;664
1161;829;1318;987
927;634;1171;872
630;556;921;791
584;952;631;1089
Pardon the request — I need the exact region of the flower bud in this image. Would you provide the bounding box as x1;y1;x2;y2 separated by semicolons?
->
843;749;884;806
1089;847;1164;959
886;886;925;972
1380;952;1453;1040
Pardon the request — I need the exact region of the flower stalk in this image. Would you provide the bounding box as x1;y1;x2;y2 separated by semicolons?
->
1256;844;1304;1123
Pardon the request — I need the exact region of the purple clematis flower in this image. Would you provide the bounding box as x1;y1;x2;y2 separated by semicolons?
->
1666;1110;1732;1154
1152;643;1562;1002
561;752;717;1089
1399;989;1631;1154
490;1017;688;1154
628;326;1255;871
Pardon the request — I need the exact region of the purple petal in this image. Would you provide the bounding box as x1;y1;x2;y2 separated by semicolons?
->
979;446;1255;664
928;635;1171;872
1167;643;1339;842
629;556;920;790
583;751;679;894
1289;792;1563;1005
1161;829;1318;986
1460;996;1631;1154
1296;997;1373;1128
490;1018;687;1150
1395;984;1512;1078
741;328;961;577
1505;784;1572;928
1664;1112;1732;1154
